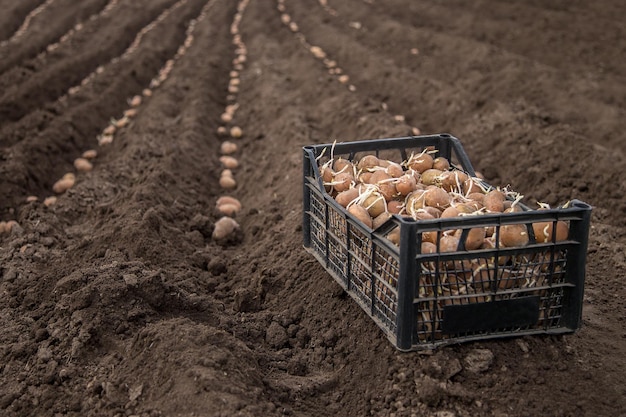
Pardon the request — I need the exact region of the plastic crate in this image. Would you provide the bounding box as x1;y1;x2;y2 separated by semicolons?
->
302;133;592;351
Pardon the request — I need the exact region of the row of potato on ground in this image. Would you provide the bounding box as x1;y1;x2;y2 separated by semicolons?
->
318;150;569;252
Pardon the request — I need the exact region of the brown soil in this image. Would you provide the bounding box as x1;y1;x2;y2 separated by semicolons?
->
1;0;625;416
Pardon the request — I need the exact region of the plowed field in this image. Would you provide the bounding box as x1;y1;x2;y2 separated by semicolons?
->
1;0;625;416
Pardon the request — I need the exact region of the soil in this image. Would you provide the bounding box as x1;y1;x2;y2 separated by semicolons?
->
1;0;625;416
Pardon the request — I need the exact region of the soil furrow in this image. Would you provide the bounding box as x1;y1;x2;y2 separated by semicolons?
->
0;0;210;210
0;0;198;150
0;0;110;75
0;0;47;42
293;0;625;153
0;0;119;85
0;0;179;127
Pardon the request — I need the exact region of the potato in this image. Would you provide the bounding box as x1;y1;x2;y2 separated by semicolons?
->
216;196;241;210
219;171;236;189
532;221;569;243
348;204;373;228
424;187;451;209
500;224;529;247
395;173;417;196
82;149;98;159
421;241;437;254
335;187;360;208
357;155;380;171
432;157;450;171
220;141;238;155
455;227;486;251
484;190;505;213
333;158;353;173
74;158;93;172
463;178;483;194
216;203;240;217
363;194;386;218
52;173;76;194
407;152;433;173
4;220;18;234
373;212;392;229
387;228;401;245
385;162;404;178
421;169;443;186
212;217;240;240
369;170;391;184
439;235;460;252
230;126;243;138
387;200;403;214
406;189;426;212
412;209;435;220
441;206;460;218
422;206;442;218
422;231;438;244
219;156;239;169
332;171;353;193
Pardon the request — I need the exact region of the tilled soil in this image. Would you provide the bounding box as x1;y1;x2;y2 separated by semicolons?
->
0;0;625;416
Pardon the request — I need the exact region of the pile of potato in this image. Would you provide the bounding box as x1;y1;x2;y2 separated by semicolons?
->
319;149;569;251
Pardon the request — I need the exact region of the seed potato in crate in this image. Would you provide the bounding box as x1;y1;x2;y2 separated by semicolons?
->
302;133;592;351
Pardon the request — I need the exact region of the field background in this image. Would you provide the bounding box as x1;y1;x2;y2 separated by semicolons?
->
0;0;624;416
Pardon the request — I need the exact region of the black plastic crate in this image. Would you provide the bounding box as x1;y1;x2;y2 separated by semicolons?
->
302;133;592;351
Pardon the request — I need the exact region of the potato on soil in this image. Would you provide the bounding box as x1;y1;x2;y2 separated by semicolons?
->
216;196;242;211
82;149;98;159
74;157;93;172
1;220;18;234
230;126;243;138
52;173;76;194
219;155;239;169
220;141;238;154
216;203;240;217
212;216;240;240
219;170;236;189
